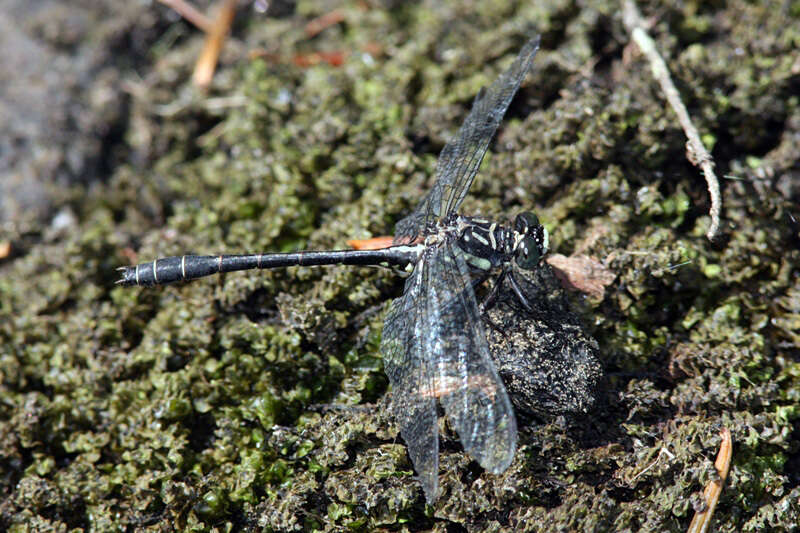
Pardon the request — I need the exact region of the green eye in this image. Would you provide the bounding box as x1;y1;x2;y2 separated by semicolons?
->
514;212;540;234
517;236;541;270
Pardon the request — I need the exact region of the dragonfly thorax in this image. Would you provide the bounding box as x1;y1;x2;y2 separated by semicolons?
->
451;212;547;272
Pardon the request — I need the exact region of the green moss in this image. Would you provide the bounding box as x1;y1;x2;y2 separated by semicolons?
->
2;0;800;531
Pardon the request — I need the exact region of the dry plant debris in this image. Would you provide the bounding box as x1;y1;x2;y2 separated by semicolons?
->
622;0;723;242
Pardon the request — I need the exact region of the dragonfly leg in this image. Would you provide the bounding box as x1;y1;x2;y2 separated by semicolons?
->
478;269;509;336
508;271;534;313
479;269;506;314
483;312;507;337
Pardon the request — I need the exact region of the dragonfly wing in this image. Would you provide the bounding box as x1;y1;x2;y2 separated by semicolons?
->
426;242;517;473
381;260;440;502
395;36;540;241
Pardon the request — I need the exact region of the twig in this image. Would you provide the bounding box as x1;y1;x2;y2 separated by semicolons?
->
192;0;238;88
304;9;345;38
629;446;675;484
158;0;213;32
622;1;722;242
687;427;733;533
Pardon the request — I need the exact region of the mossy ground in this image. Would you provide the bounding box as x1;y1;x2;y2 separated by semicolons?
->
1;0;799;531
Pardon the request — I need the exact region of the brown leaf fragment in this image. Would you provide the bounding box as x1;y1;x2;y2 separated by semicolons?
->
292;50;347;68
546;254;616;299
304;9;345;38
347;236;395;250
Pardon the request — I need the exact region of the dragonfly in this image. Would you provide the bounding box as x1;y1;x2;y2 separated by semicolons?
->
119;36;545;503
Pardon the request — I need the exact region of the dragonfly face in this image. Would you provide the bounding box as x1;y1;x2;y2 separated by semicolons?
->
513;211;548;270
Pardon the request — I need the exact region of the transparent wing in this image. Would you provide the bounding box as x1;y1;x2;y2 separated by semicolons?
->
426;242;517;473
395;36;540;241
381;242;517;502
381;260;440;502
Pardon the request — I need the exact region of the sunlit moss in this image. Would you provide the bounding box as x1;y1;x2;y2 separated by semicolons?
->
1;0;799;531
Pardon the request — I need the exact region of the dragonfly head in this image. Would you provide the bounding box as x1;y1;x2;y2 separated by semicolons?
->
513;212;548;270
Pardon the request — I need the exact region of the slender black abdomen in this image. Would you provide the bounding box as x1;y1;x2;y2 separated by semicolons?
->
118;247;422;287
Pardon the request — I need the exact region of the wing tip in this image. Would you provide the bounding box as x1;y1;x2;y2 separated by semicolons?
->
422;477;440;504
520;34;542;66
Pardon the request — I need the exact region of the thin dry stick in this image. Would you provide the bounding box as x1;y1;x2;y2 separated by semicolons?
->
158;0;213;32
192;0;238;88
622;1;722;242
687;427;733;533
304;8;345;37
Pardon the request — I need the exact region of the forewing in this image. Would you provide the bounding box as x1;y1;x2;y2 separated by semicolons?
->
426;243;518;474
380;259;440;502
395;36;540;241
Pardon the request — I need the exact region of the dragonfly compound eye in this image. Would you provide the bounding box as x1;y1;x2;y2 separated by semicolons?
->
514;212;540;234
516;235;542;270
